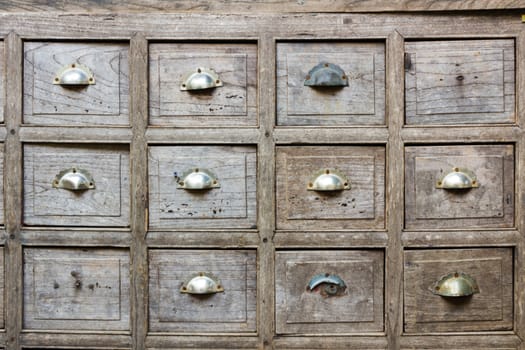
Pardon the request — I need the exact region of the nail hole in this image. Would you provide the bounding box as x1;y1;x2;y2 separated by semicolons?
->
454;272;459;278
324;63;329;67
341;75;346;80
454;167;459;172
325;169;330;174
216;80;220;84
182;84;186;88
308;182;313;187
197;68;202;73
71;63;76;68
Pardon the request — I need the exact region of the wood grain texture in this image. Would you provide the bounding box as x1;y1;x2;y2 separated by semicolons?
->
0;40;4;124
23;144;131;227
20;228;132;246
146;230;259;248
0;0;522;13
23;248;130;331
276;145;385;230
405;39;515;125
275;250;384;334
19;126;132;143
148;145;256;230
23;42;129;126
404;248;513;333
274;336;387;349
400;334;521;349
276;42;385;126
405;144;515;230
149;43;257;127
145;335;258;349
402;230;520;247
148;249;256;333
20;332;131;349
4;32;23;350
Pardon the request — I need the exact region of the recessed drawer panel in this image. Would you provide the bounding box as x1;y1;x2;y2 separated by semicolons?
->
404;248;513;333
149;43;257;127
0;41;4;124
23;42;129;126
276;42;385;126
0;144;4;225
275;250;384;334
23;248;130;331
405;144;514;230
149;249;256;333
405;39;515;125
276;146;385;230
148;146;256;229
0;248;4;329
23;144;130;227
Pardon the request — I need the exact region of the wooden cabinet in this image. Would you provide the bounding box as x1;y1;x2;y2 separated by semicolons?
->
0;5;522;350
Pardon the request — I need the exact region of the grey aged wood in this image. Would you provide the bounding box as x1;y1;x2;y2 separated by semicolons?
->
148;145;256;229
0;248;4;329
275;250;384;334
405;144;515;230
404;248;513;333
23;248;130;331
148;249;256;333
276;42;385;126
149;43;257;127
405;39;515;125
23;42;129;126
400;334;521;349
0;40;3;124
276;145;385;230
23;144;131;227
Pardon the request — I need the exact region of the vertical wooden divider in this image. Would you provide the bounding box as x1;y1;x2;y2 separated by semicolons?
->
4;31;22;350
257;33;276;349
129;33;149;350
385;30;405;350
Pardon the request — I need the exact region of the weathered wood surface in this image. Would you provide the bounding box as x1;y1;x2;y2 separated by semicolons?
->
150;43;257;127
148;249;256;333
148;145;256;229
23;248;130;331
0;41;3;124
277;42;385;126
276;146;385;230
275;250;384;334
400;334;521;349
405;144;514;229
24;42;129;126
405;39;515;125
23;144;131;227
404;248;513;333
0;0;522;13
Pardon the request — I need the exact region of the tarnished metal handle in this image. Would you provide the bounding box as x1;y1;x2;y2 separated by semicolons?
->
307;169;351;192
430;272;480;297
176;168;220;190
307;273;347;296
436;167;479;189
180;272;224;295
180;67;223;91
52;167;95;191
304;62;349;87
53;63;95;86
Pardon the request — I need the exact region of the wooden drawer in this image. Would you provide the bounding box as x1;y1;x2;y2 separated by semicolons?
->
0;41;3;124
0;144;4;225
23;248;130;331
23;42;129;126
148;145;256;229
148;249;256;333
23;144;130;227
405;144;514;230
276;146;385;230
404;248;513;333
275;250;384;334
0;248;4;330
405;39;515;125
149;43;257;127
276;42;385;126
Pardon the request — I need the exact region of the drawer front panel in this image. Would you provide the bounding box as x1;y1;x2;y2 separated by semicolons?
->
277;42;385;126
276;146;385;230
405;144;514;229
149;249;256;333
275;250;384;334
23;144;130;227
404;248;513;333
149;43;257;127
23;42;129;126
0;41;3;124
405;39;515;125
148;145;256;229
23;248;130;331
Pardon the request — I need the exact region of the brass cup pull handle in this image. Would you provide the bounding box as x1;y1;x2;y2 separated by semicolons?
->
52;167;96;191
307;169;351;192
180;273;224;295
307;273;347;296
180;67;223;91
436;168;479;189
53;63;95;86
304;62;349;87
176;168;220;190
430;272;480;297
